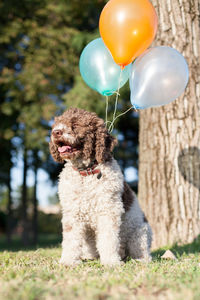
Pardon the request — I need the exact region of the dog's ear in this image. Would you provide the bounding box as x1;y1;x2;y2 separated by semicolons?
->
49;139;64;163
83;132;95;161
95;124;117;164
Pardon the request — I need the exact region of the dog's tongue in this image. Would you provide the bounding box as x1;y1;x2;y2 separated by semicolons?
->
58;145;72;153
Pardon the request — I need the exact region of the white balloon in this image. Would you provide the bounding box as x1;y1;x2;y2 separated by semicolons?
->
129;46;189;109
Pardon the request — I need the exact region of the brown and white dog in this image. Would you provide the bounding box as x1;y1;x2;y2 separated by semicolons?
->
50;107;152;266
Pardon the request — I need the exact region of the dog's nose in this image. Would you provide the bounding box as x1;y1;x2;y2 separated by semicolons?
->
53;129;63;137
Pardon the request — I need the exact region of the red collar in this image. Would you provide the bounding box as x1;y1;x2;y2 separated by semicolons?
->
72;163;101;178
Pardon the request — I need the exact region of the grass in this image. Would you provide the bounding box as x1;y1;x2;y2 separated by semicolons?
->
0;236;200;300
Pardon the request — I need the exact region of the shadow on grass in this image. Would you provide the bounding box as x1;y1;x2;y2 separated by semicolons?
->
152;235;200;259
0;234;62;252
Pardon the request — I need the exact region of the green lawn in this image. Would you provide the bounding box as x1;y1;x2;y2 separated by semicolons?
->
0;236;200;300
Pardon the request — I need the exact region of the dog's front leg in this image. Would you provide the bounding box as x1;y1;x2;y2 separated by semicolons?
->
96;215;122;266
60;221;83;267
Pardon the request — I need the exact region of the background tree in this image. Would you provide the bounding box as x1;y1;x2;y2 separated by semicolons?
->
139;0;200;249
0;86;17;242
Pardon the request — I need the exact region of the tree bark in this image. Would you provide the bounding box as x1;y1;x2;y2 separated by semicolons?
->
139;0;200;249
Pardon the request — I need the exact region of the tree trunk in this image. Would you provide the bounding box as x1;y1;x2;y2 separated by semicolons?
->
21;146;29;245
139;0;200;249
32;163;38;245
6;169;12;243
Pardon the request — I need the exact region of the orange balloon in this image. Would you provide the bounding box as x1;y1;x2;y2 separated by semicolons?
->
99;0;158;67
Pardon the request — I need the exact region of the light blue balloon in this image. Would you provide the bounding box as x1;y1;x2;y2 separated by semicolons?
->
130;46;189;109
79;38;131;96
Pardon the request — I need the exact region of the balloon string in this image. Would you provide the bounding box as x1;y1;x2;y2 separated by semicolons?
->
108;106;134;133
132;105;138;112
112;90;120;124
105;95;109;127
104;69;137;133
108;68;123;132
104;96;114;128
113;68;122;121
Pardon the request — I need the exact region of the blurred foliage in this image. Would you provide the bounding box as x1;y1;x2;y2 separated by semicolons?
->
0;187;8;211
12;185;36;210
0;234;61;251
48;192;59;205
38;211;61;235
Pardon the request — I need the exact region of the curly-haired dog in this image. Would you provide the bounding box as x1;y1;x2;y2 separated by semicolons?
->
50;108;152;266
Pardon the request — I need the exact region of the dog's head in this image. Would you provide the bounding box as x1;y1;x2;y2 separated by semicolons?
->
49;108;117;164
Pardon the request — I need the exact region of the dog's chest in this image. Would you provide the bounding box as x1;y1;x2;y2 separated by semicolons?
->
58;162;124;224
59;171;108;218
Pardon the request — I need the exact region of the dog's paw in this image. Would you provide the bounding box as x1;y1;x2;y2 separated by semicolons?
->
59;257;81;267
135;255;152;263
81;254;99;260
100;255;123;267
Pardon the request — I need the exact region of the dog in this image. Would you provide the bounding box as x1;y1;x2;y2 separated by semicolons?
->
50;107;152;266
